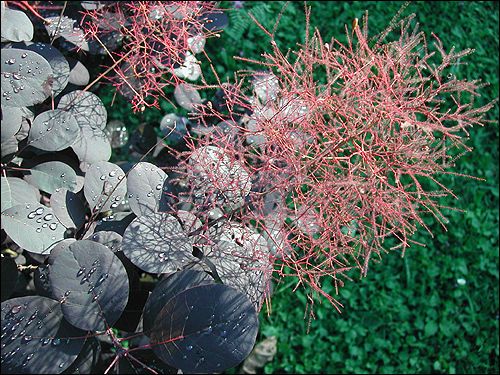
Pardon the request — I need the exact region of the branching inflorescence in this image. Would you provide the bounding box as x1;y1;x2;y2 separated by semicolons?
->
81;1;221;112
176;9;496;311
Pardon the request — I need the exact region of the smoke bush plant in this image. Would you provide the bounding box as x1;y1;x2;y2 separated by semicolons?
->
176;7;496;312
0;1;496;374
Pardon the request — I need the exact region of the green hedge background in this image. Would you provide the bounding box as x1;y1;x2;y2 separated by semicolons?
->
100;1;499;373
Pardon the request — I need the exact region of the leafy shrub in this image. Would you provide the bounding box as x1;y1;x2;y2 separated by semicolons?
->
1;1;497;374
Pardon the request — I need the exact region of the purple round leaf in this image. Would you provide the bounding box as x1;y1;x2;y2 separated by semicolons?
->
24;161;78;194
67;57;90;86
58;90;107;131
1;48;52;107
50;188;86;230
49;240;129;331
122;213;194;274
14;42;70;96
1;295;86;374
142;269;214;334
28;109;79;151
1;177;40;213
149;283;259;373
126;162;168;217
1;203;66;254
1;8;33;42
174;83;202;111
83;161;127;212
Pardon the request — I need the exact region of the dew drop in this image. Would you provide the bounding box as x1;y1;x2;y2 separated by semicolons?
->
77;267;86;277
59;362;66;368
99;175;106;181
40;337;51;346
22;335;33;343
156;184;162;190
35;207;44;215
21;53;27;58
36;228;42;233
11;305;22;314
60;173;65;178
109;170;117;177
186;345;193;351
36;218;42;223
49;223;58;230
52;338;61;346
27;212;36;219
64;290;71;297
96;274;108;285
44;213;53;221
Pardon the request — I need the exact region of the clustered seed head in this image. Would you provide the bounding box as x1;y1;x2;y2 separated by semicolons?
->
81;1;220;112
175;11;496;310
